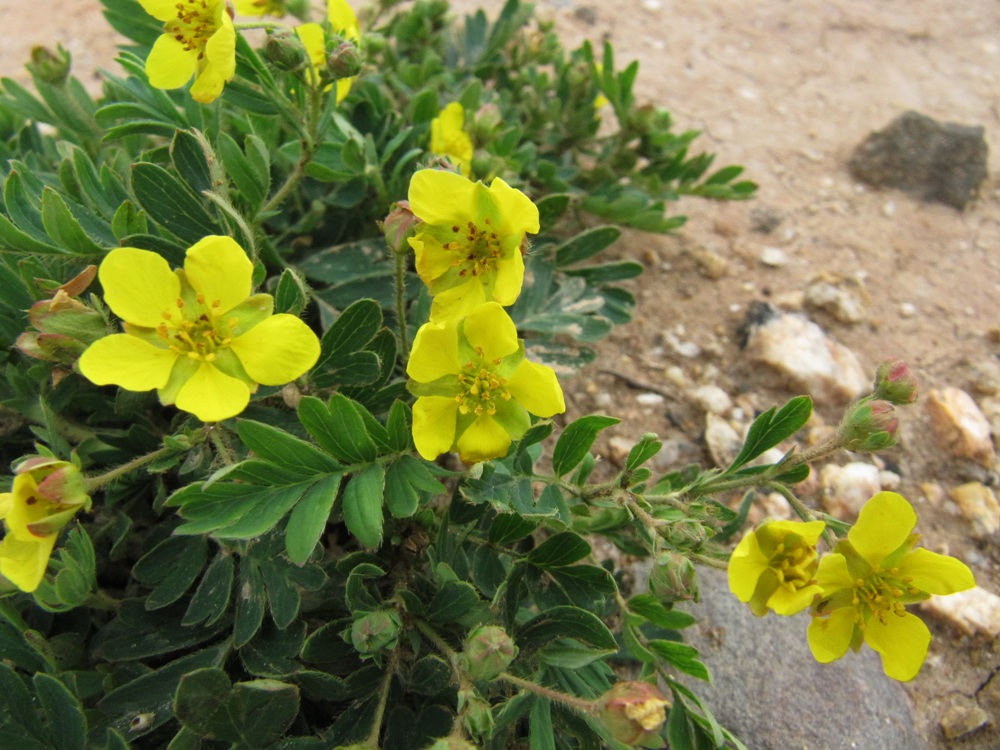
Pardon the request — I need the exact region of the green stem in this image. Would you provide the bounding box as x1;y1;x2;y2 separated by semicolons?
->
260;87;323;216
84;588;121;611
498;672;596;715
234;21;285;31
207;427;236;466
83;446;174;493
365;648;399;746
394;248;410;358
767;482;837;548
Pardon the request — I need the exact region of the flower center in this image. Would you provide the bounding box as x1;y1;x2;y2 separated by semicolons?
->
157;294;236;362
167;0;218;53
455;351;511;417
771;541;817;589
446;218;503;278
851;567;920;627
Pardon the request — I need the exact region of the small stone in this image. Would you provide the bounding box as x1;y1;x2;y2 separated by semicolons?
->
848;110;989;210
968;359;1000;396
607;436;634;466
940;700;988;740
899;302;917;318
921;481;947;506
689;245;729;279
878;469;901;490
925;387;996;467
689;385;733;416
921;587;1000;638
803;274;869;324
759;246;789;267
664;330;701;358
705;413;742;468
758;492;793;520
947;482;1000;538
749;205;783;234
740;303;870;403
664;366;687;388
821;462;882;518
636;392;665;406
573;6;598;24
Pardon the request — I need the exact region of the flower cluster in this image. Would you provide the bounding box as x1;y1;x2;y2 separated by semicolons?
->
78;236;320;423
0;458;91;592
399;169;565;463
728;492;975;681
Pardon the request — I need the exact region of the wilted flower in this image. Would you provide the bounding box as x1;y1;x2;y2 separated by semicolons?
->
597;681;670;747
407;302;564;464
0;457;91;592
430;102;474;176
78;236;320;423
137;0;236;104
808;492;975;681
407;169;539;322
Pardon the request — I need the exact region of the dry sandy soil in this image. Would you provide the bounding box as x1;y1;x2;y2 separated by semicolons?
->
3;0;1000;747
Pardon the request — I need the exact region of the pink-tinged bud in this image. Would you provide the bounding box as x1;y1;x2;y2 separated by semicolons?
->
649;551;699;603
379;201;419;255
327;39;362;80
17;289;107;365
840;399;899;452
263;30;306;72
351;609;401;655
462;625;518;681
597;681;670;747
873;360;919;405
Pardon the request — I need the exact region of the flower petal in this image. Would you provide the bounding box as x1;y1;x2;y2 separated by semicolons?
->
137;0;180;22
814;552;855;591
183;236;252;313
492;252;525;306
428;280;487;323
462;302;519;361
100;248;181;327
0;533;57;592
848;492;917;568
412;396;458;460
456;415;511;464
78;334;177;391
204;17;236;79
896;548;976;596
408;319;460;383
328;0;360;40
174;362;251;422
769;581;823;616
807;607;856;664
146;34;198;89
864;611;931;681
506;359;565;417
408;170;476;226
488;177;540;235
728;531;770;602
228;314;321;385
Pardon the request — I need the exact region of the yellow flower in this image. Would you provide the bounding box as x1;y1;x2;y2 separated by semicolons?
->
295;0;360;102
0;458;91;593
430;102;474;176
78;236;320;423
137;0;237;104
407;302;564;464
234;0;286;17
807;491;975;681
407;169;539;322
728;519;826;616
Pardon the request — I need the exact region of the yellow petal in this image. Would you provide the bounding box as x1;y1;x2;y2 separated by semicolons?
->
0;533;58;592
335;77;354;104
769;582;823;616
896;548;976;596
814;552;854;591
99;248;181;327
864;611;931;681
428;280;487;323
407;320;460;383
488;177;540;235
848;492;917;568
408;170;476;226
137;0;180;22
296;22;327;80
728;530;769;602
183;236;252;313
506;360;565;417
328;0;360;40
412;396;459;460
78;334;177;391
228;315;321;385
492;252;525;306
205;17;236;78
456;415;511;464
146;34;198;89
807;607;856;663
411;234;455;284
462;302;519;361
174;361;252;422
766;519;826;547
0;492;11;520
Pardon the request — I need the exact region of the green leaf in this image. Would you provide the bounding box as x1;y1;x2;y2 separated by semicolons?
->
0;662;48;749
218;133;269;211
299;395;378;464
386;400;412;453
488;513;536;545
553;225;621;267
235;559;267;648
535;193;571;231
275;268;309;315
40;188;105;255
183;551;234;627
384;455;445;519
527;532;591;568
551;415;619;476
725;396;812;472
648;640;710;681
131;162;217;243
33;673;86;750
626;434;662;471
342;464;385;548
319;298;382;360
236;420;342;475
517;606;617;651
529;698;555;750
627;595;697;630
170;130;212;194
285;473;344;564
260;562;302;630
426;581;480;623
110;200;148;240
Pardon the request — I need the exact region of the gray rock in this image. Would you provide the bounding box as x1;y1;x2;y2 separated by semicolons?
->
848;110;988;210
679;568;928;750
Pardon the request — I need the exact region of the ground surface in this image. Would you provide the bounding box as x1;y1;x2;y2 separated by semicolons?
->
3;0;1000;747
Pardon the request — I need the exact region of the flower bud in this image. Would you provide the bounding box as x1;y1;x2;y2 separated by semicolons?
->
17;290;107;366
872;360;918;405
264;30;306;72
350;609;401;655
327;39;362;80
597;681;670;747
459;689;495;740
840;398;899;452
462;625;518;681
380;200;419;255
27;45;71;85
423;739;477;750
470;104;502;141
649;551;699;603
